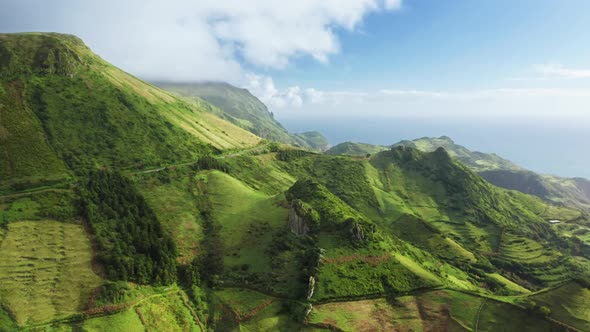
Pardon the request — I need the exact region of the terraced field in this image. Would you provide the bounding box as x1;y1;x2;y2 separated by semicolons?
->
500;232;562;264
0;220;102;326
499;231;570;286
391;215;477;262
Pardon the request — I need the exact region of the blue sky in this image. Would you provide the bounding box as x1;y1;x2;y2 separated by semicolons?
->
261;0;590;90
2;0;590;176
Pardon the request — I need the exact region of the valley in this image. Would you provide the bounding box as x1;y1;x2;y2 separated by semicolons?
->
0;33;589;332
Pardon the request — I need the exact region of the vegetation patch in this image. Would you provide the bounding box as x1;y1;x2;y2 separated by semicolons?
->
80;170;177;284
0;220;102;326
528;281;590;331
309;289;483;332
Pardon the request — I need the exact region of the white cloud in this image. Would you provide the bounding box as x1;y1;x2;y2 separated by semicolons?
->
380;88;590;100
384;0;403;10
249;82;590;109
245;75;369;108
0;0;401;81
533;63;590;79
267;85;590;121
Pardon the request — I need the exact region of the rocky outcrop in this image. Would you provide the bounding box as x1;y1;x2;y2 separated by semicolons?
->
347;219;376;242
350;221;365;241
288;199;318;236
306;276;316;300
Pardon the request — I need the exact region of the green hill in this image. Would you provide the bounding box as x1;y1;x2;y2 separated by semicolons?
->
325;141;388;156
290;131;330;151
394;136;590;212
1;33;589;331
0;33;260;193
155;82;329;151
393;136;523;172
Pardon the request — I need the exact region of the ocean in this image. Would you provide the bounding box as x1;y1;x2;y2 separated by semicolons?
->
278;116;590;179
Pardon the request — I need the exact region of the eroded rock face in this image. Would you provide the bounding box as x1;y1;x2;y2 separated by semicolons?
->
349;220;365;241
306;276;316;300
289;199;312;236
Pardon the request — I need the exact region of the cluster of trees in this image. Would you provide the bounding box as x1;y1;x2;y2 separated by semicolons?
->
521;300;552;318
80;170;177;284
192;156;230;173
199;209;224;286
276;149;311;162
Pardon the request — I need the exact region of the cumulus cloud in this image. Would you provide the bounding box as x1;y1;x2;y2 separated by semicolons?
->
245;74;369;108
0;0;401;81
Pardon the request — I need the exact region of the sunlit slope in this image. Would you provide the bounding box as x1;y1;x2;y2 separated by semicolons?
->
394;136;590;211
0;33;260;189
157;82;329;151
325;141;389;156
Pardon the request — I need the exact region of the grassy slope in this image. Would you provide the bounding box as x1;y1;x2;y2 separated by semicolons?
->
393;136;522;172
156;82;329;151
2;143;583;330
206;170;288;272
291;131;330;151
309;289;481;332
395;136;590;212
0;220;101;326
131;167;205;264
325;141;389;156
0;33;260;190
528;282;590;331
2;33;587;331
156;82;292;141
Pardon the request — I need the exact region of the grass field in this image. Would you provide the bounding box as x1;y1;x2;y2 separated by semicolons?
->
0;79;70;185
132;168;204;264
207;171;289;272
240;301;301;331
498;231;570;286
0;220;102;326
499;232;561;264
214;288;300;331
486;273;530;293
391;214;477;263
215;288;275;318
0;189;77;225
81;310;145;332
309;289;483;331
51;286;204;332
529;282;590;331
135;290;201;331
477;299;554;332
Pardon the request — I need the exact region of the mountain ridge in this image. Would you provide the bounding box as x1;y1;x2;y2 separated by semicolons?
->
154;81;330;151
329;136;590;211
1;32;589;331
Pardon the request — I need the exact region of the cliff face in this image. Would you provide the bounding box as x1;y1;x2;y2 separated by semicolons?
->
306;276;316;300
349;220;365;241
288;199;315;236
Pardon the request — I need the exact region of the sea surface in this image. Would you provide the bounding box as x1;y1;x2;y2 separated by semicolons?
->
278;116;590;179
